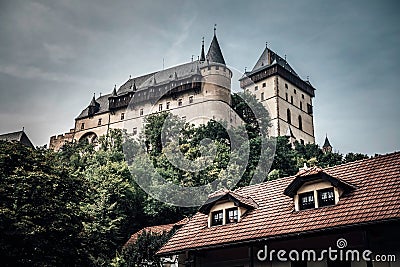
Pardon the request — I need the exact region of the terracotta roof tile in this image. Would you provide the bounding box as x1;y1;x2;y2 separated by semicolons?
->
158;152;400;255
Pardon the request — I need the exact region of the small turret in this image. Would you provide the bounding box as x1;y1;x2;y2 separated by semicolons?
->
88;93;100;116
111;85;117;97
200;37;205;62
322;134;332;153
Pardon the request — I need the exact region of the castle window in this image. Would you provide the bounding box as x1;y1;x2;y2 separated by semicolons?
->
285;93;288;101
81;123;85;130
140;109;144;116
181;116;186;121
262;82;266;88
178;99;182;106
189;96;193;104
261;92;264;101
291;96;294;104
132;127;137;135
294;89;297;94
300;139;304;145
300;102;303;110
211;210;223;226
317;188;335;207
98;118;102;126
287;109;291;124
285;83;288;89
226;208;238;224
302;94;304;99
215;65;219;70
159;104;163;111
166;102;170;109
121;113;125;120
307;104;313;115
255;86;258;91
299;192;315;210
298;115;303;130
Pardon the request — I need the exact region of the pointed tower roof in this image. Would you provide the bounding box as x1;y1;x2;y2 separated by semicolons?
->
200;37;205;61
89;94;98;106
251;45;298;77
323;135;332;148
206;26;225;65
111;85;117;97
132;79;137;91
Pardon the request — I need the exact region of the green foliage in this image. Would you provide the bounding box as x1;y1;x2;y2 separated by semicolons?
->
0;141;85;266
0;93;371;266
120;229;175;267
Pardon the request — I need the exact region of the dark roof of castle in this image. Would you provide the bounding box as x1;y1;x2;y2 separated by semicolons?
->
76;33;227;119
89;95;98;107
158;152;400;255
248;46;298;77
136;61;203;90
323;135;332;148
206;34;225;65
77;94;111;119
0;130;34;148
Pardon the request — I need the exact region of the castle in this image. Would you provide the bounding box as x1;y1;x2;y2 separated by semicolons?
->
49;30;315;150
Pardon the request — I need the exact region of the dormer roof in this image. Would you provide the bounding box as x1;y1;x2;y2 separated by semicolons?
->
283;166;356;198
199;189;258;214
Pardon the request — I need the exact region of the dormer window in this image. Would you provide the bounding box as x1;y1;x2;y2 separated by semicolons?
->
226;208;238;224
299;192;315;210
318;188;335;207
211;210;223;226
199;190;258;228
284;167;356;212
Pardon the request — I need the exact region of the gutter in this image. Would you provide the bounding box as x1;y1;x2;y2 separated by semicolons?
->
157;218;400;256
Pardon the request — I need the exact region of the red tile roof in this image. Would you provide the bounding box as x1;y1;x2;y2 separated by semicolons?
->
125;218;189;247
158;152;400;255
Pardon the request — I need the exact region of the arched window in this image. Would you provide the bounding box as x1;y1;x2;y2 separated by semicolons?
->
287;109;291;124
298;115;303;130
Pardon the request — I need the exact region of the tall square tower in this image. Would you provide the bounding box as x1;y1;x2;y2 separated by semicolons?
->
240;45;315;144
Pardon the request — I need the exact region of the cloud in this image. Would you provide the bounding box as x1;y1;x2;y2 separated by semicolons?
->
0;64;96;85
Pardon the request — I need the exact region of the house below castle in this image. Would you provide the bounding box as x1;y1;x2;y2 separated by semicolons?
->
157;152;400;267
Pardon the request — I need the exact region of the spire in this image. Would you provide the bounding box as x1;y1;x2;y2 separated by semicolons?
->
323;134;332;148
132;79;137;91
200;37;205;61
112;85;117;97
206;25;226;65
89;93;97;106
323;134;332;153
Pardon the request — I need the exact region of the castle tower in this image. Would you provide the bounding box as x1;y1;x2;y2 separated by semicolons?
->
49;30;235;151
239;44;315;144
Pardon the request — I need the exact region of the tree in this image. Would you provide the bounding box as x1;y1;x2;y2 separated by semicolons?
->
120;229;175;266
0;141;85;266
344;152;369;163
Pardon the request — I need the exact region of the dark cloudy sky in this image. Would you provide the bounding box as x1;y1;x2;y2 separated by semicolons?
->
0;0;399;155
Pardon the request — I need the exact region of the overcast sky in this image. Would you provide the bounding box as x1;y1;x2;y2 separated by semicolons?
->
0;0;399;155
